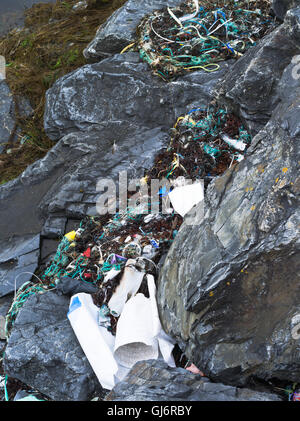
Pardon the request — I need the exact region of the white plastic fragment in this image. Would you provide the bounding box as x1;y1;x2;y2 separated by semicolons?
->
103;267;121;284
144;214;156;224
220;133;246;152
168;182;204;217
179;0;199;22
67;293;118;390
114;274;175;369
108;259;144;317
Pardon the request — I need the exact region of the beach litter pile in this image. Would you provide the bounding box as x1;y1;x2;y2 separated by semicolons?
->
137;0;277;80
2;103;252;394
146;105;252;188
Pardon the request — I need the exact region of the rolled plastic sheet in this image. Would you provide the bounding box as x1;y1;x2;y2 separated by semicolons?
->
67;293;118;390
114;275;175;368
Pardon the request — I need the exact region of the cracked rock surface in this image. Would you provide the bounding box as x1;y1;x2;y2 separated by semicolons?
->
3;291;102;401
0;53;230;243
83;0;184;60
157;9;300;387
105;360;282;401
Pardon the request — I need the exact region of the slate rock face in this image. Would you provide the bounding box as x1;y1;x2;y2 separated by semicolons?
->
105;360;282;401
83;0;183;60
157;35;300;386
0;294;12;352
44;52;230;141
4;291;102;401
272;0;300;20
0;53;230;243
217;7;300;136
0;234;40;298
0;81;15;153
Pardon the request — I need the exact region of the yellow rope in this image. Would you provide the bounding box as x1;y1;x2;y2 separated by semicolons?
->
174;116;185;128
120;43;136;54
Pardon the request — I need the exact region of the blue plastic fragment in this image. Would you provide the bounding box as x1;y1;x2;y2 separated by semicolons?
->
67;296;82;316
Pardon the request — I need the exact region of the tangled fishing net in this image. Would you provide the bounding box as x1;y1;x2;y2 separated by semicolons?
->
146;105;252;186
137;0;277;80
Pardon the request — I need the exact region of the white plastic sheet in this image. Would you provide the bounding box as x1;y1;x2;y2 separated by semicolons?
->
67;293;118;390
67;275;175;390
108;259;144;316
114;275;176;369
220;133;246;152
168;182;204;218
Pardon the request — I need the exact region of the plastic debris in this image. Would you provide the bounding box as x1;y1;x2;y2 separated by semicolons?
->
168;182;204;217
67;293;119;390
32;106;252;392
146;106;252;188
220;133;246;152
137;0;278;80
107;259;145;317
293;389;300;401
67;274;175;391
15;395;43;401
64;230;77;242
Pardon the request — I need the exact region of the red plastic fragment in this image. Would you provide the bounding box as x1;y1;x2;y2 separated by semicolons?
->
83;247;91;258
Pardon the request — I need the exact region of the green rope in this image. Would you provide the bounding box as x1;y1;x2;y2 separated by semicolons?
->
4;375;9;401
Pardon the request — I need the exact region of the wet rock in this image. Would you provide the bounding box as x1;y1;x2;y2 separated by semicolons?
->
4;291;102;401
0;234;40;298
0;53;230;243
272;0;300;20
40;238;59;265
83;0;183;60
41;216;67;239
217;7;300;136
105;360;282;401
44;52;229;141
0;81;15;153
157;54;300;386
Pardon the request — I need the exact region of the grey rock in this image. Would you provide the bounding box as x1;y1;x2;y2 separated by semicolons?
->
41;216;67;239
0;80;15;153
0;53;230;243
0;234;40;298
272;0;300;20
40;238;60;265
4;291;102;401
105;360;282;401
83;0;183;61
44;52;229;141
157;51;300;386
217;7;300;136
0;294;13;319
